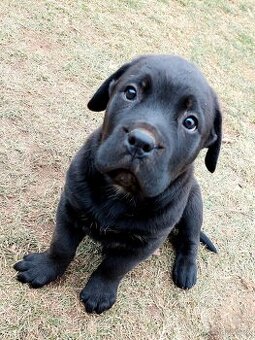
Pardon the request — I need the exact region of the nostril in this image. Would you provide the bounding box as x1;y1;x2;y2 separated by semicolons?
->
128;135;136;145
142;143;153;153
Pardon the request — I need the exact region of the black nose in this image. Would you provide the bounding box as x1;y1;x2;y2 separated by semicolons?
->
125;128;156;158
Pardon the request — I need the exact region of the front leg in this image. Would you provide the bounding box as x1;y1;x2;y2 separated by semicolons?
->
172;183;202;289
81;237;166;314
14;194;85;288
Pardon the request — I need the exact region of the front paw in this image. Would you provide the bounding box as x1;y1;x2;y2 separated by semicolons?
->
80;276;118;314
14;252;66;288
173;255;197;289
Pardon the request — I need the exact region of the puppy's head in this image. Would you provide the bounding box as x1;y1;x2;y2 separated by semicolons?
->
88;55;222;197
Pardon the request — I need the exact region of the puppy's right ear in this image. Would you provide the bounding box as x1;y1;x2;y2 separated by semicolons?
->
87;63;132;112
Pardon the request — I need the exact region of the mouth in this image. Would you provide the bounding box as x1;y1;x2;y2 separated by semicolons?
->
106;169;139;193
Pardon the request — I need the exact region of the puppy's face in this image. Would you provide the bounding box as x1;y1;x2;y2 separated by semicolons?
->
88;56;222;197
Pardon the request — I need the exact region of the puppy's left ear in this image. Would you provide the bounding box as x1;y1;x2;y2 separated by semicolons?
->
205;92;222;173
87;63;132;112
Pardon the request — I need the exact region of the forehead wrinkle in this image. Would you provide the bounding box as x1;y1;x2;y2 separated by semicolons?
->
124;73;151;86
117;66;152;90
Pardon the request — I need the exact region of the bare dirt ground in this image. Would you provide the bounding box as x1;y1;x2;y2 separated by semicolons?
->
0;1;254;339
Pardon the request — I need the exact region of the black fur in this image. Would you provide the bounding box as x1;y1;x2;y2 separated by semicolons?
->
14;55;222;314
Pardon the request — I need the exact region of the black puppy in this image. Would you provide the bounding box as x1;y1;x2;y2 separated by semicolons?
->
14;55;222;314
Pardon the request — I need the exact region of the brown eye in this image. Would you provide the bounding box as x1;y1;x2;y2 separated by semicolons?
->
183;116;198;131
124;86;137;100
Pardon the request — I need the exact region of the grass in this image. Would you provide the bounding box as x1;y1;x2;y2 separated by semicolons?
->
1;0;255;339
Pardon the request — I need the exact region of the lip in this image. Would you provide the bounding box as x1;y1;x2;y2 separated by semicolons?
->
106;169;140;192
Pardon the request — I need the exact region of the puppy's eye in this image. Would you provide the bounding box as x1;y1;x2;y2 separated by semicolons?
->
124;86;137;100
183;116;198;131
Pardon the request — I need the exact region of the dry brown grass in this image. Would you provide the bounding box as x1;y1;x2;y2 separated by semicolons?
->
1;0;254;339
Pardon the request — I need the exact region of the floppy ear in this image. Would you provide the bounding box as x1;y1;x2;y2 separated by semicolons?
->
205;94;222;173
87;63;132;112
